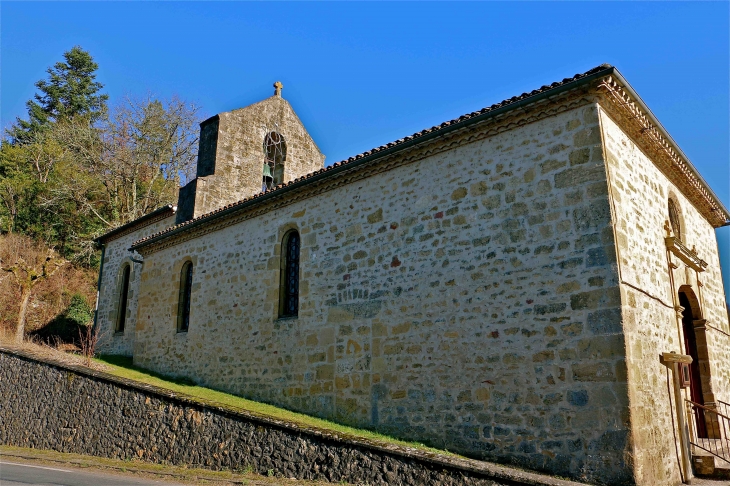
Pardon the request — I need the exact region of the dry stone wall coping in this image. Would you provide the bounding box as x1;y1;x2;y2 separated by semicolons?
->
0;346;588;486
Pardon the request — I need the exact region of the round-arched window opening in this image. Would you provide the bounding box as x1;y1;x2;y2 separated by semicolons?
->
263;131;287;192
668;198;682;241
116;264;131;333
279;230;300;318
177;261;193;333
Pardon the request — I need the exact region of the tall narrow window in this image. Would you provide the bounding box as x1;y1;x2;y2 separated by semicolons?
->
116;264;131;333
262;130;287;192
177;261;193;332
668;199;682;241
279;231;300;317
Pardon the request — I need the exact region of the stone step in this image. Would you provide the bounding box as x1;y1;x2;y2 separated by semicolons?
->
693;453;730;479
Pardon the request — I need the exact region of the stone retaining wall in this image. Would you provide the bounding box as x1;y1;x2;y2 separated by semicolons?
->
0;349;585;486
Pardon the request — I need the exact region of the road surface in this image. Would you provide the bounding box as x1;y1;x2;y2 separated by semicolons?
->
0;460;186;486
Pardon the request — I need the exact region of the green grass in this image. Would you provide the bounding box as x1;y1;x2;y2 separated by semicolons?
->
94;354;454;456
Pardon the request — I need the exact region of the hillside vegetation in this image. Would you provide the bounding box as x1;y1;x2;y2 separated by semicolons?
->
0;46;202;344
0;233;96;345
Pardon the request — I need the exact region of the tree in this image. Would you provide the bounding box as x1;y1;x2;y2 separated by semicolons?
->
9;46;108;145
1;95;200;264
0;48;202;344
36;118;109;263
2;45;107;239
104;95;200;221
62;95;200;227
0;234;65;343
0;142;34;233
0;119;103;262
2;47;201;267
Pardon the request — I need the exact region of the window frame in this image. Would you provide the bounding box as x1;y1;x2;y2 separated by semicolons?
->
278;230;300;319
263;131;287;191
177;260;194;333
115;264;131;334
668;198;682;242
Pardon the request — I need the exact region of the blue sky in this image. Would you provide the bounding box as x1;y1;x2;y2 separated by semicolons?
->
2;2;729;294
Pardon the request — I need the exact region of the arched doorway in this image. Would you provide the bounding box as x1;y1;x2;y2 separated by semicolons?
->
679;291;703;405
679;286;715;438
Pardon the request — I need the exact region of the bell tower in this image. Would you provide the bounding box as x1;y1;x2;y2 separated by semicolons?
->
176;82;325;224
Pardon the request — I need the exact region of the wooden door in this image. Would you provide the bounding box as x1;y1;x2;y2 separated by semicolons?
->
680;292;706;437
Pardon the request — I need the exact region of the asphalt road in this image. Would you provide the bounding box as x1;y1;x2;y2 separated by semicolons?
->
0;461;186;486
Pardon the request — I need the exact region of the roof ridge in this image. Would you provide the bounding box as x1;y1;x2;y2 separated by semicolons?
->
132;64;614;248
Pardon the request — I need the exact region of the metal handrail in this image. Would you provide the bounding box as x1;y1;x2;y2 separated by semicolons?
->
685;399;730;465
718;400;730;419
689;401;730;421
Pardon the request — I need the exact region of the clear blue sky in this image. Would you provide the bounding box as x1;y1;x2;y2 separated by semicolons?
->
2;2;729;296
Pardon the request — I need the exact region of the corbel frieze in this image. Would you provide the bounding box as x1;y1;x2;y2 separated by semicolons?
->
596;77;726;227
135;85;601;255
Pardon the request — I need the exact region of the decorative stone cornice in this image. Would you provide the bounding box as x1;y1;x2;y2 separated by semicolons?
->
596;76;729;228
693;318;708;330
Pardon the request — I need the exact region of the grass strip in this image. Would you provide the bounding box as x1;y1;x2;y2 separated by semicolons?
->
94;354;455;457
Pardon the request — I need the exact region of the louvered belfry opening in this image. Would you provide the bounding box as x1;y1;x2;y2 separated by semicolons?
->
262;128;287;192
280;231;300;318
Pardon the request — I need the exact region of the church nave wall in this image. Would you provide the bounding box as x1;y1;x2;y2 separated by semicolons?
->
133;103;632;484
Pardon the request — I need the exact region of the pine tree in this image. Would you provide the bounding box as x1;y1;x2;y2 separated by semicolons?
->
9;46;108;144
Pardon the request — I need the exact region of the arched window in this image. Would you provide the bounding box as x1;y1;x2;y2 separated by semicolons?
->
177;261;193;332
668;198;682;241
116;264;131;333
263;131;287;192
279;231;300;318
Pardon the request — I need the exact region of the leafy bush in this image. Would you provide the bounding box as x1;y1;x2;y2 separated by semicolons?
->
65;294;93;327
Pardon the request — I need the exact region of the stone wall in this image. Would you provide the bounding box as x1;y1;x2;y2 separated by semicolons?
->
0;349;586;486
132;103;632;485
96;213;177;356
599;108;730;486
176;179;197;224
190;96;325;219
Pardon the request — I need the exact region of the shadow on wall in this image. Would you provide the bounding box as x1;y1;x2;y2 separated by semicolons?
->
97;354;198;386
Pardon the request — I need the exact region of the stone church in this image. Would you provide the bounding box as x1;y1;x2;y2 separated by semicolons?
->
95;65;730;486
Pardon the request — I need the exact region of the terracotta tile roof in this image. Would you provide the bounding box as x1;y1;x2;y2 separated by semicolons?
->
95;205;177;244
132;64;616;248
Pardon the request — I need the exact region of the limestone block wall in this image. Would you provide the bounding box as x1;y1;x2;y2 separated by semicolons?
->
599;108;730;486
96;214;177;356
134;104;632;485
192;96;325;218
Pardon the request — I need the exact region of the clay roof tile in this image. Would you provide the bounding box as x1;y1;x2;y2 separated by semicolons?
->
133;64;623;248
